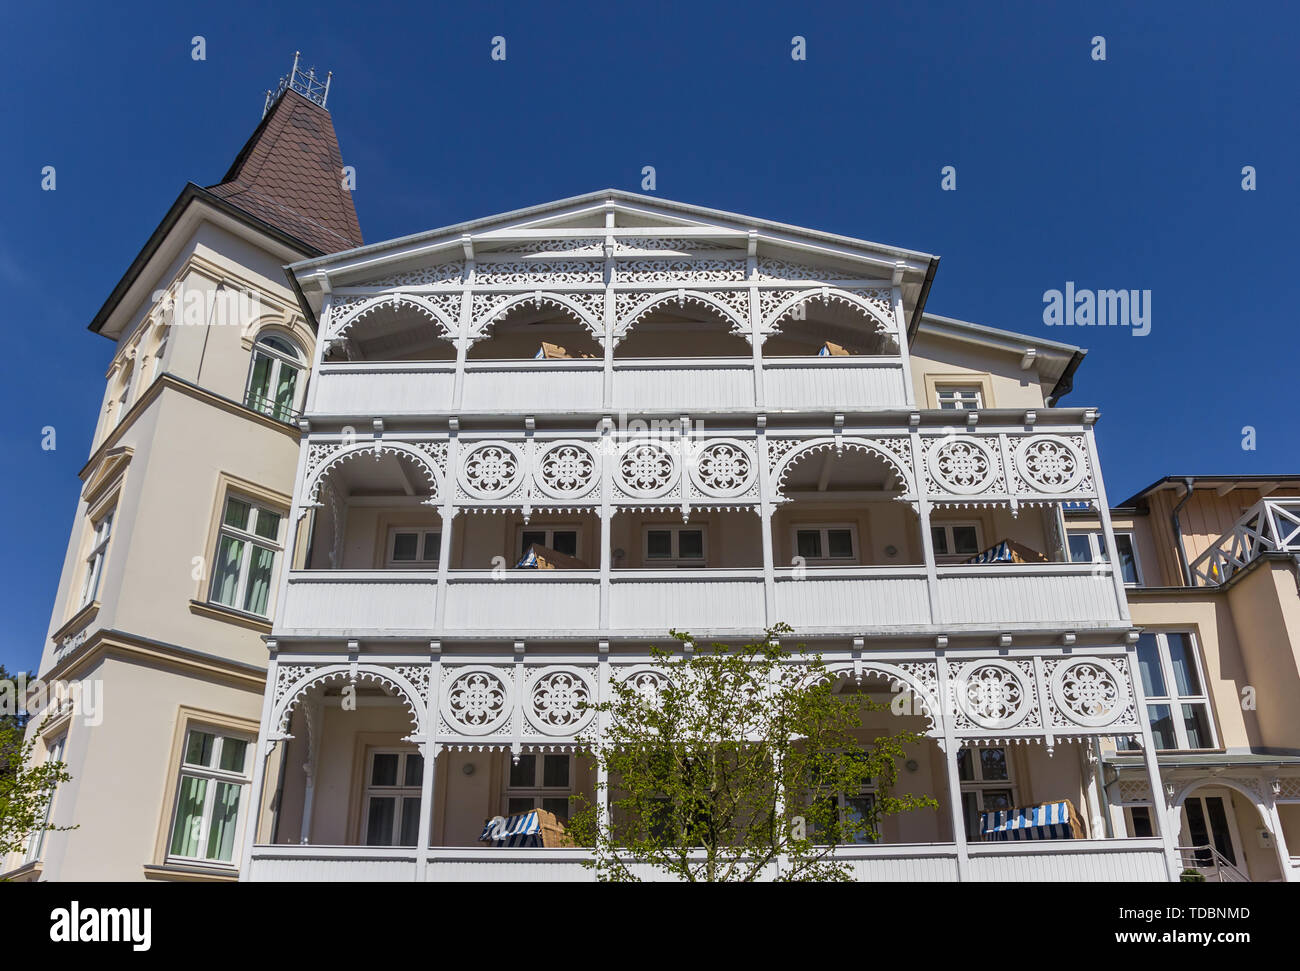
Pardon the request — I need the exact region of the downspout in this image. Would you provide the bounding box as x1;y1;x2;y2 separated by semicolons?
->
1171;477;1196;586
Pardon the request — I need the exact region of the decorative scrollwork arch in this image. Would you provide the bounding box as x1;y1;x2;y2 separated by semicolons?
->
328;293;459;344
614;290;752;345
761;288;899;351
820;661;942;735
772;437;915;499
304;440;443;506
470;291;604;342
274;665;426;738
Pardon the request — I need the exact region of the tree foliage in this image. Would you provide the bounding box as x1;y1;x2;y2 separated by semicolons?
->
0;665;74;862
568;625;936;881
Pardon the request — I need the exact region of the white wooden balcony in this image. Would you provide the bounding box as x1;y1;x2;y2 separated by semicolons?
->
305;356;912;418
274;562;1124;638
1190;497;1300;585
244;838;1170;882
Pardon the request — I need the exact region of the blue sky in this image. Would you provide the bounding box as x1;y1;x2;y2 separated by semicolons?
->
1;1;1295;672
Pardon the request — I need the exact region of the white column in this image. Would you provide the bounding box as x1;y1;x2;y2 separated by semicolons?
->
599;417;614;631
908;417;939;624
755;417;776;628
238;647;281;880
452;252;473;410
415;641;441;881
935;655;969;880
1264;797;1294;882
1085;423;1132;623
435;423;459;631
596;640;610;832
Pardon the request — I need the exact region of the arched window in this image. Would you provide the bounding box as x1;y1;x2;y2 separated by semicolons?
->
245;333;304;422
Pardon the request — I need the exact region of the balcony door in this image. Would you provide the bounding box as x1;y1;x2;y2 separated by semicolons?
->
1179;788;1245;876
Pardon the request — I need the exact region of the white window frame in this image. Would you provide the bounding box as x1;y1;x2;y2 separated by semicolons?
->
208;494;286;618
361;748;424;847
958;745;1017;840
791;523;860;565
1068;529;1143;584
936;385;982;410
386;527;441;568
244;332;305;423
930;521;983;563
642;524;708;567
80;509;114;608
24;735;66;863
516;524;582;560
165;727;252;867
504;752;574;822
1128;631;1217;752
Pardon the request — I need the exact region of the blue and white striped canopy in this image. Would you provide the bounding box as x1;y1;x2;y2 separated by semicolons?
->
479;811;542;847
516;547;539;568
981;801;1075;841
968;541;1013;564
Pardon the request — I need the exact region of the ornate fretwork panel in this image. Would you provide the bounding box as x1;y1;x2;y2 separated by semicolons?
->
1041;656;1140;733
952;659;1042;733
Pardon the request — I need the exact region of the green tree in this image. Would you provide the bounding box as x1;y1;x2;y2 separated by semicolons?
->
568;625;935;881
0;666;73;861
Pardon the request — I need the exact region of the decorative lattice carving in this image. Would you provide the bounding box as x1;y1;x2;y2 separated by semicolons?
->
526;668;595;734
615;441;679;499
460;442;524;499
443;668;511;735
689;440;756;498
956;660;1031;730
927;435;998;495
1014;435;1088;494
1050;657;1130;728
534;441;598;499
370;262;465;287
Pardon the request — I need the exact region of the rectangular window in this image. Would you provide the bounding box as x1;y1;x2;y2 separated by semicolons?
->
80;510;115;607
505;753;573;824
518;526;580;559
362;749;424;846
643;525;707;567
209;495;284;617
1067;530;1142;584
24;736;66;863
792;524;859;565
957;746;1016;840
930;522;982;562
1120;631;1216;752
167;728;251;865
387;527;441;567
936;386;982;410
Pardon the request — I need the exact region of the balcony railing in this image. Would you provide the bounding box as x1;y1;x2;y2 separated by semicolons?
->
306;355;910;417
1190;497;1300;586
275;562;1124;638
245;838;1170;882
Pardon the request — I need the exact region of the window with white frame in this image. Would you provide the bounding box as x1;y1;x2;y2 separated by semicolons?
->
245;333;304;423
79;509;114;608
811;786;877;844
930;521;982;562
1121;631;1216;751
518;525;580;559
24;735;66;863
209;495;284;617
505;753;572;823
1068;529;1142;584
936;385;982;410
643;525;706;566
166;728;251;865
958;746;1016;840
792;524;859;565
386;527;441;567
362;749;424;846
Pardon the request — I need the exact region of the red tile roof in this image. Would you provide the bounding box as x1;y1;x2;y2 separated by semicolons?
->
207;88;362;254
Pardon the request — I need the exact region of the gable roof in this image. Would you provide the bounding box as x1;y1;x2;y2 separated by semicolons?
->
206;88;362;254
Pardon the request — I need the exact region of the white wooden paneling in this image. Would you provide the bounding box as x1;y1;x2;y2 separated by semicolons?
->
612;360;754;411
608;574;765;631
936;569;1120;625
443;575;600;632
967;841;1167;881
774;573;930;628
462;363;603;412
247;852;418;882
279;573;438;631
764;358;907;410
311;364;454;416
